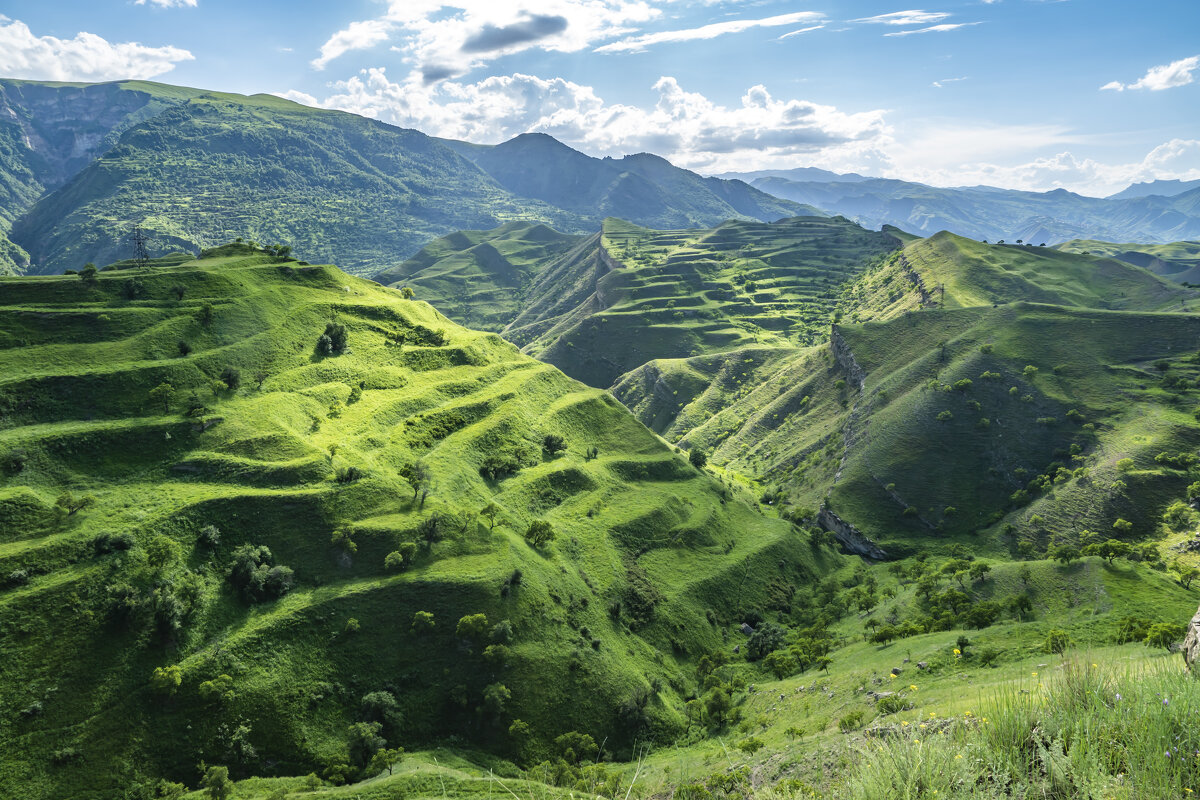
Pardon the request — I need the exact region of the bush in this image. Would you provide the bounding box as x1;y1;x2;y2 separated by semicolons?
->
197;525;220;548
542;433;567;455
839;710;865;732
1044;628;1070;654
219;366;241;391
689;448;708;468
320;321;348;355
746;622;786;661
411;611;435;633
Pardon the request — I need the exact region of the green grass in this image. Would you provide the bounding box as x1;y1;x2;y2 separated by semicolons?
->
0;245;844;799
1056;238;1200;284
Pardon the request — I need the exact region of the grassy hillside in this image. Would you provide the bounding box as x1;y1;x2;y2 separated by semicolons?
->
0;245;843;799
372;223;585;332
1055;238;1200;284
475;216;902;388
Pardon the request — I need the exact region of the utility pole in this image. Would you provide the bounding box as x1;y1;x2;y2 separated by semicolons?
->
132;225;150;271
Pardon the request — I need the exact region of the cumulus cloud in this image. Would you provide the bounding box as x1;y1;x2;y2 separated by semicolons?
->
884;22;980;37
312;19;394;70
595;11;824;53
1101;55;1199;92
134;0;197;7
283;68;890;173
853;10;951;25
310;1;658;80
0;17;194;81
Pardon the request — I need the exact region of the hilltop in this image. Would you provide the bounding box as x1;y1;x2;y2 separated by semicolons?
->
0;79;813;277
1054;238;1200;285
0;245;840;798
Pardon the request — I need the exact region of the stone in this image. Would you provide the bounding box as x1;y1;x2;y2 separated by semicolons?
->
1182;602;1200;669
916;661;928;670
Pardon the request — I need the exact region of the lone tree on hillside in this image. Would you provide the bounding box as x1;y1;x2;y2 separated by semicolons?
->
525;519;556;547
542;434;566;455
149;382;174;414
689;448;708;469
481;502;499;530
56;492;97;518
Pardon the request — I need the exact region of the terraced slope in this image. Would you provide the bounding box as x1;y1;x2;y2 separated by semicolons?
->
388;216;901;389
0;246;839;799
372;222;585;332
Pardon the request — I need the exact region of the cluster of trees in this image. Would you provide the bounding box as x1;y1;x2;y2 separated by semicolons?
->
227;544;295;602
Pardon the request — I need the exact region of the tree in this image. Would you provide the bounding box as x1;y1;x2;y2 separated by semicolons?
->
171;284;187;301
762;649;797;679
149;382;174;414
55;492;97;518
525;519;555;547
1008;593;1033;620
969;561;992;583
411;611;435;633
369;747;404;776
200;765;233;800
1145;622;1186;652
151;665;182;695
456;613;489;642
399;462;430;500
481;502;499;530
1179;566;1200;589
542;433;566;455
400;287;415;299
1082;539;1131;565
254;371;268;390
146;534;179;570
746;622;786;661
220;366;241;392
554;731;598;763
689;448;708;468
197;303;215;325
1049;544;1081;566
79;263;98;284
1113;518;1133;534
1044;628;1070;654
347;721;385;767
483;682;511;715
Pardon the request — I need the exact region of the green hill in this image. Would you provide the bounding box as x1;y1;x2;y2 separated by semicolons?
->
0;80;816;278
372;222;586;332
386;216;902;389
1055;238;1200;284
0;245;840;798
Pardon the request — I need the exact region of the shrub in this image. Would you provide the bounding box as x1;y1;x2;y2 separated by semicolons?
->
1144;622;1186;651
689;448;708;468
542;433;567;455
1044;628;1070;654
936;410;953;421
321;321;348;355
177;340;192;357
738;737;765;754
197;525;221;548
838;710;865;732
877;693;908;715
411;611;435;633
219;366;241;391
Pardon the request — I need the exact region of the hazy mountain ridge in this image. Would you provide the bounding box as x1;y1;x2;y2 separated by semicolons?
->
719;169;1200;245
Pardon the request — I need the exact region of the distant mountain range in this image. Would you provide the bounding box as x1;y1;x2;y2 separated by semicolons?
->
717;169;1200;245
0;79;810;277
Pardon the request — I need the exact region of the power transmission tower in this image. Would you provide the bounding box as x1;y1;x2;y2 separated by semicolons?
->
132;225;150;271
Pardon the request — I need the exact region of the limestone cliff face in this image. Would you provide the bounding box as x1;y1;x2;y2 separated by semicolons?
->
817;507;888;560
830;324;865;391
1183;603;1200;668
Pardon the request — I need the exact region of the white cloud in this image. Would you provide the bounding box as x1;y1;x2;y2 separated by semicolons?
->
134;0;197;7
853;10;951;25
312;19;394;70
779;25;824;41
932;76;968;88
884;22;980;37
311;1;658;81
285;68;890;173
0;17;194;81
1101;55;1199;92
595;11;824;53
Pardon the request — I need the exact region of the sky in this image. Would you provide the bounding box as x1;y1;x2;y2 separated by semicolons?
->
1;0;1197;196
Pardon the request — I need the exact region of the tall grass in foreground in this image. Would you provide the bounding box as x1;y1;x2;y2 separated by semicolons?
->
838;659;1200;799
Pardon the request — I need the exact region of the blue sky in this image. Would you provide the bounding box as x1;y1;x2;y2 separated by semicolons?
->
1;0;1197;195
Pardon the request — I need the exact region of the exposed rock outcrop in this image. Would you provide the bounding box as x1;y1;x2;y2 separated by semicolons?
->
1183;603;1200;669
817;507;888;560
830;325;865;391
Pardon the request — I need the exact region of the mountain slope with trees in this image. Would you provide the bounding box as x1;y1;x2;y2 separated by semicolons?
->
0;245;839;799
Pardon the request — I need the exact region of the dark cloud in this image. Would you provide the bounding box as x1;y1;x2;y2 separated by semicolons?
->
462;14;569;54
422;64;457;84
